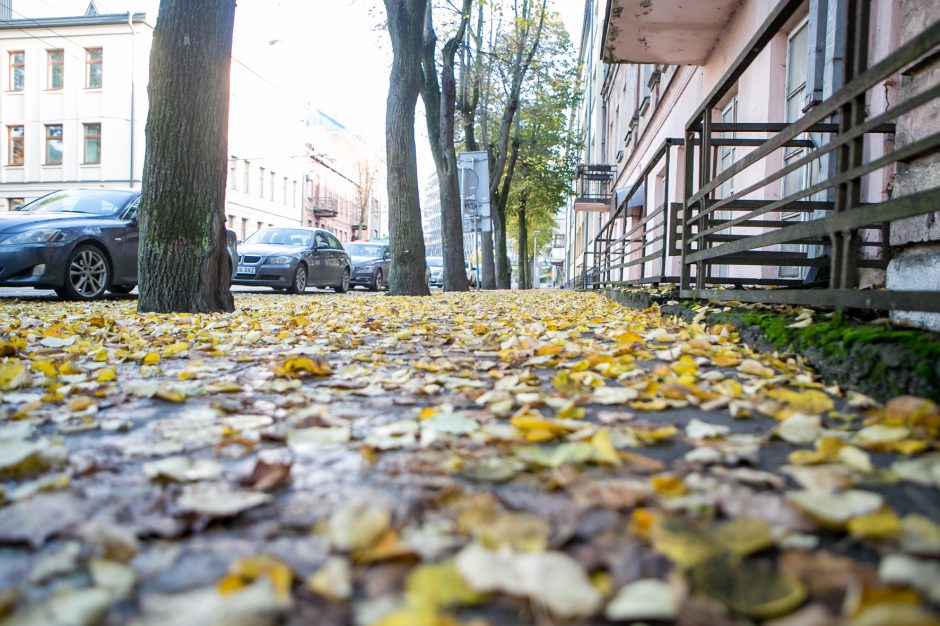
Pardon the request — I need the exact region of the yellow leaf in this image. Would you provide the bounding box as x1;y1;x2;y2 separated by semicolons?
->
95;368;117;383
591;429;622;466
32;360;57;378
58;361;84;375
217;555;293;600
155;389;186;403
650;474;688;498
714;518;773;556
279;356;332;377
629;508;658;541
405;560;486;610
142;352;160;366
418;407;438;421
371;608;464;626
738;359;775;378
847;507;902;541
68;396;95;412
630;399;669;412
0;362;30;390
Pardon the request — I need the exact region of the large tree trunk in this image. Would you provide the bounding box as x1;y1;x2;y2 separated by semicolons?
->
420;1;470;292
385;0;430;296
137;0;236;314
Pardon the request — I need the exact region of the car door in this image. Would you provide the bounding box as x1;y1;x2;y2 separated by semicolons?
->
326;233;345;283
120;197;141;284
312;232;330;286
380;245;391;283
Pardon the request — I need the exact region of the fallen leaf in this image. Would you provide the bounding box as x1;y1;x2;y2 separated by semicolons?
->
605;578;679;621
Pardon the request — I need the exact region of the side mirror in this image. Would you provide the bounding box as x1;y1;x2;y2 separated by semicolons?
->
317;241;330;250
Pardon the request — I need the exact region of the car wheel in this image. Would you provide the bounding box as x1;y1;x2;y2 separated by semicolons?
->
288;263;307;294
334;268;350;293
108;284;135;295
370;268;383;292
58;245;111;301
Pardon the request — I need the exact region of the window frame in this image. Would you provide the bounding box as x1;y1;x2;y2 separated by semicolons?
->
85;47;103;89
8;125;24;166
82;122;101;164
9;50;25;92
47;49;64;90
45;124;63;166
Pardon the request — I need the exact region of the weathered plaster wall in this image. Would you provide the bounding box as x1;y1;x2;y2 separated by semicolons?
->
887;0;940;330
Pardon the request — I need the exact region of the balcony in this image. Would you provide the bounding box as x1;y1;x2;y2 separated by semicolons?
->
573;164;615;212
310;196;338;219
602;0;743;64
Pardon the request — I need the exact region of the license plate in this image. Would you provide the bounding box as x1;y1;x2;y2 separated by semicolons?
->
237;265;256;275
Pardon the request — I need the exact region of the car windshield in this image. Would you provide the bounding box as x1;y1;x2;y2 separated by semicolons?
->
345;243;384;258
243;228;314;247
17;189;136;216
427;257;443;267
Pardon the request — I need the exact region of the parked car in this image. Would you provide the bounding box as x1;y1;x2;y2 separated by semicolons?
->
427;256;444;287
0;188;237;300
232;227;350;293
346;241;390;291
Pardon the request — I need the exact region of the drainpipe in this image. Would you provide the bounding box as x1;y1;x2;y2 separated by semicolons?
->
128;12;136;188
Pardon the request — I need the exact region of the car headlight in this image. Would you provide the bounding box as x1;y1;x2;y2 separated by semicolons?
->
0;228;75;245
265;255;294;265
357;262;375;270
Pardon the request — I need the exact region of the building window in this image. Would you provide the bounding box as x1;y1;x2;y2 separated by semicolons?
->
779;18;811;279
282;176;288;205
227;214;234;228
45;124;63;165
240;217;248;240
256;221;263;233
269;171;275;201
83;123;101;164
293;180;298;208
8;198;25;211
8;126;24;165
9;51;24;91
229;159;237;190
47;49;64;90
243;160;250;192
85;48;103;88
259;167;265;198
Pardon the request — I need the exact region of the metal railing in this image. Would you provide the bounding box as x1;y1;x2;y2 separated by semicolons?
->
591;139;683;288
584;0;940;314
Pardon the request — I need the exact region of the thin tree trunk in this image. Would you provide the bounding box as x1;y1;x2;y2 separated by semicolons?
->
480;225;495;289
420;0;470;292
518;200;527;290
137;0;236;314
487;0;546;290
385;0;430;296
494;133;520;288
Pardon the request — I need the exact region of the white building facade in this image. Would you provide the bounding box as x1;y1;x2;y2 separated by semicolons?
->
0;13;150;210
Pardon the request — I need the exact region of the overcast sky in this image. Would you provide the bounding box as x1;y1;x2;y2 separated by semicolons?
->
21;0;584;181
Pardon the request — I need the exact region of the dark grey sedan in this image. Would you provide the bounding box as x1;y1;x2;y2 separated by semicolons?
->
232;227;350;293
0;188;237;300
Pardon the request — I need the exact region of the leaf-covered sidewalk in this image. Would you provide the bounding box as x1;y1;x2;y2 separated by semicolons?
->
0;290;937;625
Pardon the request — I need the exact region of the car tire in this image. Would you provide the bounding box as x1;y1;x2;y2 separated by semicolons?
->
288;263;307;295
334;268;350;293
57;244;111;301
370;268;383;292
108;284;135;295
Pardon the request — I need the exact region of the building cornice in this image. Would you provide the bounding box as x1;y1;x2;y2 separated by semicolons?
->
0;13;150;30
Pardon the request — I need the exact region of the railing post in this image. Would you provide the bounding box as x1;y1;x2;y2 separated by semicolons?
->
832;0;870;291
660;145;672;284
680;126;697;291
